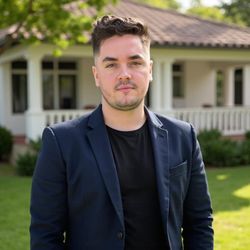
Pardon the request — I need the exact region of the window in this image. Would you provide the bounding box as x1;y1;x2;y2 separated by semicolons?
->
43;74;54;110
173;64;184;98
11;60;28;113
59;75;76;109
42;60;77;110
234;69;243;105
216;70;224;107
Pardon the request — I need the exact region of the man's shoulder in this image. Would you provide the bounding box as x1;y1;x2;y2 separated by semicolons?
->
149;110;193;134
50;112;91;131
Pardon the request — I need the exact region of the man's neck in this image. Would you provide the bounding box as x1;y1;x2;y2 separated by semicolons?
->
102;104;146;131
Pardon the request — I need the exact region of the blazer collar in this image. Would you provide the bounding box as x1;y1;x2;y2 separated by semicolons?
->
86;105;124;227
87;104;170;235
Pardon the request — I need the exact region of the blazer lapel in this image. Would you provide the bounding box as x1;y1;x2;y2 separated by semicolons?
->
146;109;170;235
86;106;124;227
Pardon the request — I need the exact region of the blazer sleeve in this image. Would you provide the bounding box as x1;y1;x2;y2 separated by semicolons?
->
30;127;67;250
182;125;214;250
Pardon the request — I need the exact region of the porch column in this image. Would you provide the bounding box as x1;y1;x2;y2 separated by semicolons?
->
162;59;173;110
224;67;234;106
243;64;250;106
25;52;45;140
150;60;162;112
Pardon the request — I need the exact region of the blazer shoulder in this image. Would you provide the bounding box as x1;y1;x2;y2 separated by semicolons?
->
155;112;194;134
46;111;92;138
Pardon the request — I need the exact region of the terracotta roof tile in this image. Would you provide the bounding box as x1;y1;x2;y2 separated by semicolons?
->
1;0;250;49
102;0;250;49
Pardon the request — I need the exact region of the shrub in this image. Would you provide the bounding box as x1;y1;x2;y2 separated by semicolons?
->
240;140;250;165
198;129;241;167
15;137;42;176
16;152;37;176
245;131;250;141
0;126;13;161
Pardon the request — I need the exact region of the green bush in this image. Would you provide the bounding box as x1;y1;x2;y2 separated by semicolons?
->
0;126;13;161
198;130;242;167
16;152;37;176
240;140;250;165
15;137;42;176
245;130;250;141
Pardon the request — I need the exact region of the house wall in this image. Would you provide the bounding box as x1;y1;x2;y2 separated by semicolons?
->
78;57;101;109
185;61;216;107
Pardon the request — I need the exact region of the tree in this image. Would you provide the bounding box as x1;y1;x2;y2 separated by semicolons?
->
186;5;225;22
220;0;250;27
0;0;116;55
135;0;181;10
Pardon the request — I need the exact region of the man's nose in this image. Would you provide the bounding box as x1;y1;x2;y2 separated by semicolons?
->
118;66;131;81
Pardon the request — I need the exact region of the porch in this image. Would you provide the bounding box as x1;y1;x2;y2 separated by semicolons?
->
26;106;250;138
1;44;250;140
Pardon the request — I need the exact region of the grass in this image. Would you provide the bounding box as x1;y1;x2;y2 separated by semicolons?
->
207;166;250;250
0;163;249;250
0;163;31;250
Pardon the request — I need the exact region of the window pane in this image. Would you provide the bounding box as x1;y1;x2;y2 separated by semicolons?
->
59;75;76;109
59;62;77;70
43;74;54;109
42;61;54;70
172;64;182;72
234;69;243;105
12;60;27;69
173;76;183;97
12;74;27;113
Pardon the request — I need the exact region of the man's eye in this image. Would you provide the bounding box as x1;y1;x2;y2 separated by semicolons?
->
131;61;142;66
105;63;115;68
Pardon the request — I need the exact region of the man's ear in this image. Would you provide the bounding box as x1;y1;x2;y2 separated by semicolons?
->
92;66;99;87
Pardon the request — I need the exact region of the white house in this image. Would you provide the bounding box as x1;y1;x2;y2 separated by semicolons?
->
1;0;250;141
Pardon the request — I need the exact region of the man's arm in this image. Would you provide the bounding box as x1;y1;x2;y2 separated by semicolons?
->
182;125;214;250
30;127;67;250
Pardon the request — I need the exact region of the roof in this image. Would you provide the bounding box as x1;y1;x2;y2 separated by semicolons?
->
1;0;250;49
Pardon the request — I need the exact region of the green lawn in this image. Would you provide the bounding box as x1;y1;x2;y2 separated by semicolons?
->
0;164;31;250
0;163;249;250
207;166;250;250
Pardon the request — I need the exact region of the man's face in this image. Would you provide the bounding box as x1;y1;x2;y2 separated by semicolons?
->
92;34;152;111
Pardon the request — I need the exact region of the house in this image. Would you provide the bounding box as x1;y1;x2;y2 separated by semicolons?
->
0;0;250;141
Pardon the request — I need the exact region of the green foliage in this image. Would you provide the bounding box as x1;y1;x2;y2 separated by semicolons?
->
0;0;116;54
245;130;250;140
15;152;37;176
135;0;180;10
187;6;226;22
198;129;250;167
15;137;42;176
220;0;250;27
0;126;13;161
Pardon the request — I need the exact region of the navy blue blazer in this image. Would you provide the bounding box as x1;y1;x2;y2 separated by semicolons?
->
30;105;213;250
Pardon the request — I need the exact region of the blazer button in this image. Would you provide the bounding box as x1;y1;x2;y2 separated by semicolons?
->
117;231;124;240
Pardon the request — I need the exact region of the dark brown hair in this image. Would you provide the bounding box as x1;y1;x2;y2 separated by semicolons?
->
91;15;150;56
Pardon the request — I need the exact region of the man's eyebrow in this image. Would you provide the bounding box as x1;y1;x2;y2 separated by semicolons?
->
102;57;117;63
129;54;144;60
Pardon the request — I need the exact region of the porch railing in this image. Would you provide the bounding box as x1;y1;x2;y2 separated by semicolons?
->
43;107;250;135
162;107;250;135
44;109;91;126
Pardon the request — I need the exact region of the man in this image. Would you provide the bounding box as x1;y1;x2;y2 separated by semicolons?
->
30;15;213;250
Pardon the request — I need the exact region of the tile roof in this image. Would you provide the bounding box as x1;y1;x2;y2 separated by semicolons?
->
1;0;250;49
105;0;250;49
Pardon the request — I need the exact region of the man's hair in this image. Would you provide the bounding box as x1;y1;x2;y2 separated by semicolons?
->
91;15;151;56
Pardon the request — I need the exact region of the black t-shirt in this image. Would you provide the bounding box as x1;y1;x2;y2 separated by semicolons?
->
107;121;167;250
